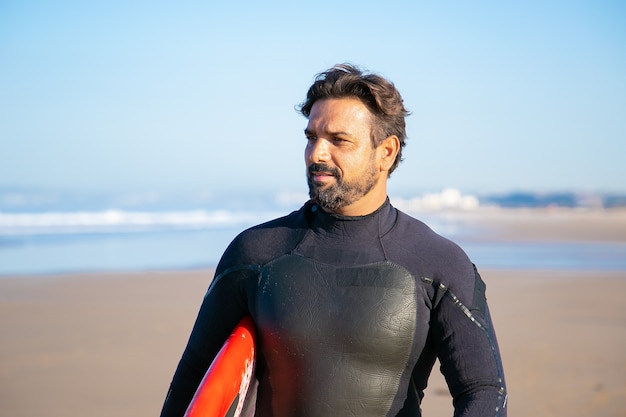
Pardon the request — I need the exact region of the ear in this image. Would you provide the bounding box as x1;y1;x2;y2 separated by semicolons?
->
378;135;400;172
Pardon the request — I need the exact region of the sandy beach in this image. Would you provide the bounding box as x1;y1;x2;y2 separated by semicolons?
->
1;208;625;417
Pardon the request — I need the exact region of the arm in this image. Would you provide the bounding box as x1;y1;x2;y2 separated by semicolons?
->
428;267;507;417
159;265;257;417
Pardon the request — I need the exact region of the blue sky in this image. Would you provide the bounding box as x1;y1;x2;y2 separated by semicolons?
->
1;1;625;197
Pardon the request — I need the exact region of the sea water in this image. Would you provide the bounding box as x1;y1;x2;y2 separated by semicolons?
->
1;190;625;276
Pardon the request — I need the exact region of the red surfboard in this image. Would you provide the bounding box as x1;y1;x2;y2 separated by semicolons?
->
184;316;257;417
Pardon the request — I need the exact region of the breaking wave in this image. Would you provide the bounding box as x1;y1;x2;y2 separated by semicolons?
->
0;209;281;236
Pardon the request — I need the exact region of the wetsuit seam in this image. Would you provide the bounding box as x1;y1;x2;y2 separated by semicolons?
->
377;208;388;261
420;276;507;416
269;253;410;273
206;264;261;296
378;206;400;261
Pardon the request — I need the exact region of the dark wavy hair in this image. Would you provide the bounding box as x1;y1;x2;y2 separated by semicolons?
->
297;64;410;175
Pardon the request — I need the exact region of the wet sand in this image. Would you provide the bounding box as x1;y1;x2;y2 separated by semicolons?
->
1;208;624;417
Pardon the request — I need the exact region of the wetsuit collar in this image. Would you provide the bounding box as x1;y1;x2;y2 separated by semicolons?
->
308;198;397;238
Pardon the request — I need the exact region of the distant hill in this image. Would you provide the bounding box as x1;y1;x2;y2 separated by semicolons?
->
481;191;626;209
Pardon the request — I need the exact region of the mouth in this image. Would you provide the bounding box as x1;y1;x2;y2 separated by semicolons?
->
310;171;335;183
308;164;339;184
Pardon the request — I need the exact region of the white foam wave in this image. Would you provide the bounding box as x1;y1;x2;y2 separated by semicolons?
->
0;189;480;236
392;188;480;213
0;209;280;236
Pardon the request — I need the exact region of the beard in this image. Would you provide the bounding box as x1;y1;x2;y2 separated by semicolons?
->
307;162;378;212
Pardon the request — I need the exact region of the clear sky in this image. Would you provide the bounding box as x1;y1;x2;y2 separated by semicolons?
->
1;1;625;197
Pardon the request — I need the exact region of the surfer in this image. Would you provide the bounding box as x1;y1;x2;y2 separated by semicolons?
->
160;64;507;417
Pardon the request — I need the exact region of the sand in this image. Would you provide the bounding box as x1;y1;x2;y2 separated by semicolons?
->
1;208;625;417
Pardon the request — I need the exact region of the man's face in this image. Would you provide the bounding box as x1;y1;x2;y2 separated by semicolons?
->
304;98;383;214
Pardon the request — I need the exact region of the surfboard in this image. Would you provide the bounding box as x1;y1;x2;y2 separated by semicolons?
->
184;316;257;417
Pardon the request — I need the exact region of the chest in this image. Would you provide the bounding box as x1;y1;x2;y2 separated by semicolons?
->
253;255;421;361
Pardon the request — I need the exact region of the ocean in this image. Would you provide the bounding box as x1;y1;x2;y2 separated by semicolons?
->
1;188;625;276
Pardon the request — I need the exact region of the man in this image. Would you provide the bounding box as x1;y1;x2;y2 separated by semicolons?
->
160;64;507;417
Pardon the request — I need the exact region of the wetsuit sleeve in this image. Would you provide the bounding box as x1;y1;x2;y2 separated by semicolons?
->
429;267;507;417
159;265;256;417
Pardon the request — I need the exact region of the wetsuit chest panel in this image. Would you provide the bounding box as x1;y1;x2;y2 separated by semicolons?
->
253;254;418;417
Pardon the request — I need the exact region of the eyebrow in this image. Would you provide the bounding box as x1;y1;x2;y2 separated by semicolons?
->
303;128;355;139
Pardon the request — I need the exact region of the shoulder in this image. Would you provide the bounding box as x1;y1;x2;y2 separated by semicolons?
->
216;203;311;269
391;209;468;258
389;208;476;290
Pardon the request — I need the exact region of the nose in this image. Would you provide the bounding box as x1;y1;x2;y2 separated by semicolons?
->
306;138;331;164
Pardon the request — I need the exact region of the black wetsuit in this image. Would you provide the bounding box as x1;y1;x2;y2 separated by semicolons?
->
160;199;507;417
